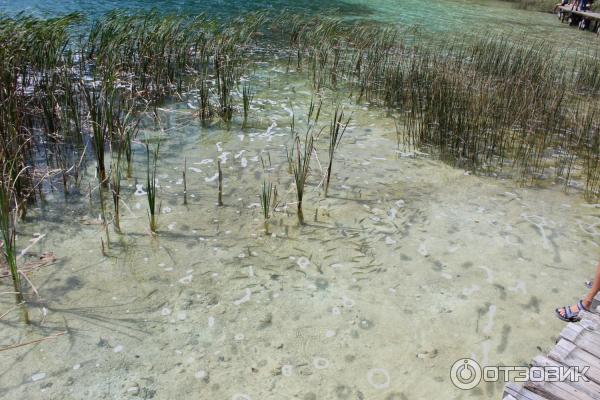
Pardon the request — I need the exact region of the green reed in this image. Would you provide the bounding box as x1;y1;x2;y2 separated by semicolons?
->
146;142;160;235
98;177;111;247
183;158;188;206
283;15;600;197
110;153;123;233
260;180;275;234
217;160;224;206
325;107;350;197
242;84;254;127
4;8;600;233
287;133;314;225
0;165;30;324
82;81;114;188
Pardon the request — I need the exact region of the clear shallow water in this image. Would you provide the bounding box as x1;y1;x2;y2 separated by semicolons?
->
1;2;600;400
1;63;599;400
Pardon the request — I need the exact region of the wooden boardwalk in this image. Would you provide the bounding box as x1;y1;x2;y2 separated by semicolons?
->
502;294;600;400
558;6;600;31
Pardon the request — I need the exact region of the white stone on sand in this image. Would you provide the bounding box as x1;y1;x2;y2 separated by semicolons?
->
31;372;46;382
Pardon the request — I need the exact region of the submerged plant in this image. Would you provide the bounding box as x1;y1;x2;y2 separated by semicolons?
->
146;142;160;235
197;76;212;123
82;81;115;188
183;158;188;206
217;160;224;206
98;179;110;246
325;107;350;197
307;96;323;131
110;156;122;232
0;167;30;324
287;133;314;225
260;180;276;234
242;84;254;128
215;52;236;122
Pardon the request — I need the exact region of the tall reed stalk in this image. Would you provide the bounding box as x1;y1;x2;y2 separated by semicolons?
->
242;84;254;128
325;107;350;197
0;167;30;324
110;155;122;232
260;180;275;234
183;158;188;206
287;133;314;225
146;142;160;235
217;160;224;206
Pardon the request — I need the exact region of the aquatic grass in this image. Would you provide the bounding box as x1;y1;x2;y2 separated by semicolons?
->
325;106;350;197
0;10;271;230
0;164;30;324
3;8;600;237
260;180;275;234
183;158;188;206
118;106;140;179
287;133;314;225
98;179;110;247
217;160;224;206
82;81;114;188
110;100;139;232
146;142;160;235
242;84;254;128
110;155;123;232
197;76;212;123
307;96;323;133
215;52;236;122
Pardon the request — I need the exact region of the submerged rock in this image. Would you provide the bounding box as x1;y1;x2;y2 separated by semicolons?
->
31;372;46;382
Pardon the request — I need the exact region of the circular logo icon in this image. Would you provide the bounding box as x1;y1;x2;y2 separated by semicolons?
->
450;358;482;390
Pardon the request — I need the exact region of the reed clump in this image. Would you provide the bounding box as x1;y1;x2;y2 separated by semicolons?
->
287;133;314;225
146;142;160;235
325;107;350;197
0;166;30;324
273;14;600;198
260;180;276;234
0;10;268;220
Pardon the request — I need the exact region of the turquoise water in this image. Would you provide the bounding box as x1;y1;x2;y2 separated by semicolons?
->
1;0;594;45
0;0;375;18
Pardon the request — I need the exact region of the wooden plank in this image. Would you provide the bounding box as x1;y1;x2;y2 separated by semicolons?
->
532;355;600;399
560;323;586;343
558;6;600;20
525;378;596;400
549;339;600;385
504;382;552;400
559;323;600;358
578;310;600;331
591;293;600;313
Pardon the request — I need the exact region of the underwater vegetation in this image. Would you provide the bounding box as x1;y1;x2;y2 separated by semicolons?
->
2;9;600;324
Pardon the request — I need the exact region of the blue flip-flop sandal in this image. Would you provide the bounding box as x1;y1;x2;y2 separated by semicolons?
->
555;300;588;322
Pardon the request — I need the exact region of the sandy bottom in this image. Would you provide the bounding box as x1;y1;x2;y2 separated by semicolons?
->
1;68;599;400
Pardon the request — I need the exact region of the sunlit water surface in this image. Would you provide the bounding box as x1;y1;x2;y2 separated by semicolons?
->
1;1;599;400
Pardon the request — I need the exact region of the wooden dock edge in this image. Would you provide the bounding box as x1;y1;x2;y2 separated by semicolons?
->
557;6;600;32
501;295;600;400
